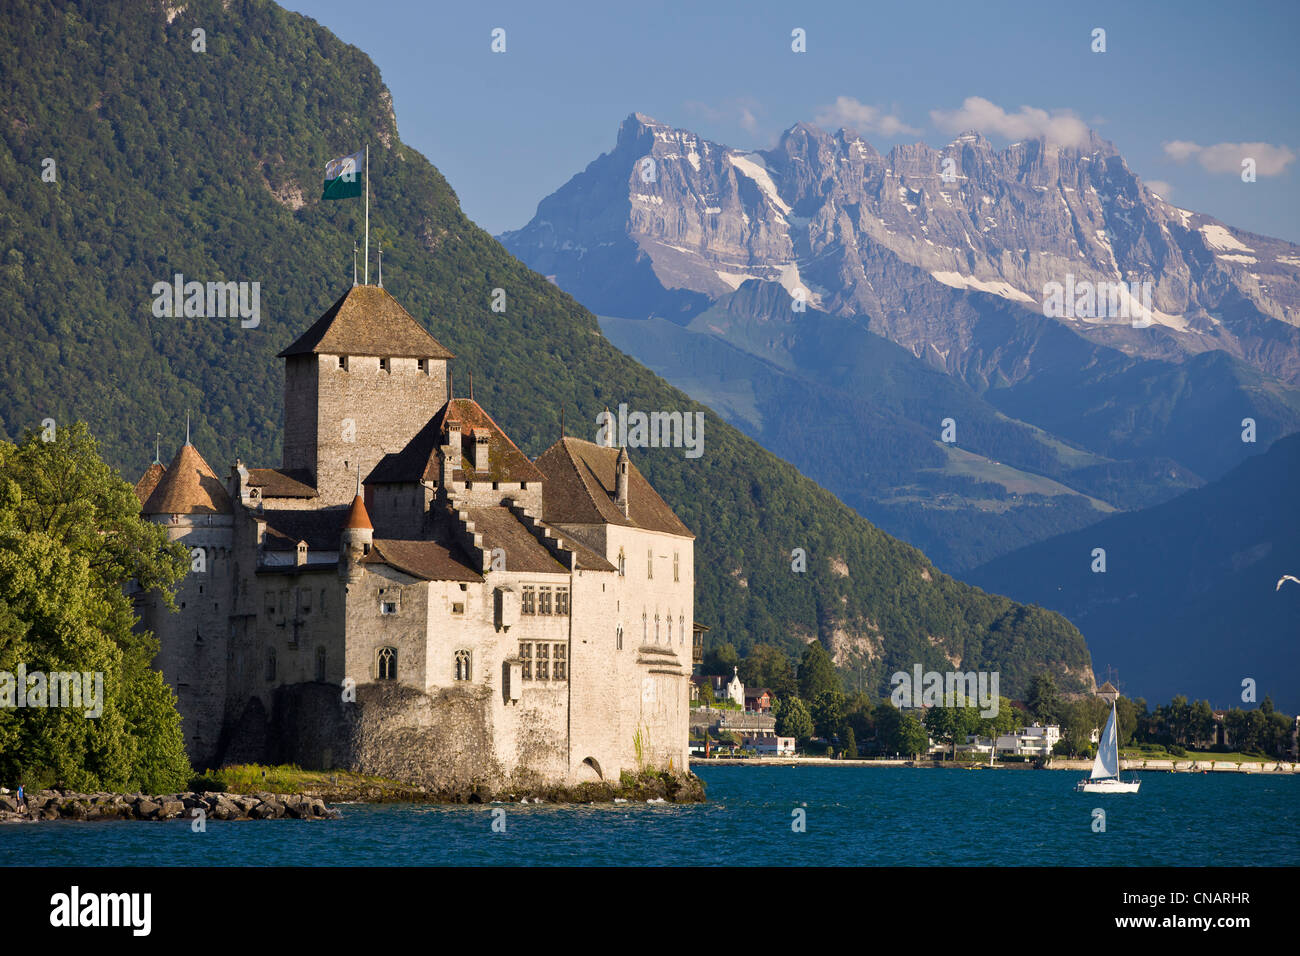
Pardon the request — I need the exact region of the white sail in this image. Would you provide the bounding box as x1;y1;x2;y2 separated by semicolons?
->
1090;702;1120;779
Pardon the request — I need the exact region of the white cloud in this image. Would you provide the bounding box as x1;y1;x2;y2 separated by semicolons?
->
1162;140;1295;177
813;96;919;137
1144;180;1175;198
929;96;1091;148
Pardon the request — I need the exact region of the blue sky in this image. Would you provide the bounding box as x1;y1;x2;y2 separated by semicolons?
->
285;0;1300;241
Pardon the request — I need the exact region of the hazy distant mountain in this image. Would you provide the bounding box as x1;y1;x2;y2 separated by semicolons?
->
503;114;1300;569
967;432;1300;712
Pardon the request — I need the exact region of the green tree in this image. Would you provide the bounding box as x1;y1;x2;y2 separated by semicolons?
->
896;712;929;759
775;696;814;743
0;423;191;791
840;725;858;759
1116;696;1145;746
797;641;840;702
701;642;739;676
697;680;716;707
924;705;980;759
1026;674;1061;725
811;690;847;739
738;644;797;701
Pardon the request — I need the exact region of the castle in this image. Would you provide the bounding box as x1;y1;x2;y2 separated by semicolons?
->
132;284;694;791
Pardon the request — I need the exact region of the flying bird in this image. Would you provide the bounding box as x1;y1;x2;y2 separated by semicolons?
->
1276;575;1300;591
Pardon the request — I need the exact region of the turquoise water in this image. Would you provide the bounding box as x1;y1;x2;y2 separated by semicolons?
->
4;767;1298;866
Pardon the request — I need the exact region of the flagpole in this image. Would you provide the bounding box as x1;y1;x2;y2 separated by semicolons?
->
364;143;370;286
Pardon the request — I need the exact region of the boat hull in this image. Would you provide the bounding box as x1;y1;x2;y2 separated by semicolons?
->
1076;778;1140;793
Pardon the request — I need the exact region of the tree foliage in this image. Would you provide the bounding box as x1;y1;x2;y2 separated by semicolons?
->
0;423;190;791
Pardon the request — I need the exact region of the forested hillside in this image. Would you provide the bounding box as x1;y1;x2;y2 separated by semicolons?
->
0;0;1093;697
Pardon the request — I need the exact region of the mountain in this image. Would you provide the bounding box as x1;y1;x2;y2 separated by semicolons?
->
967;433;1300;711
502;113;1300;569
0;0;1095;699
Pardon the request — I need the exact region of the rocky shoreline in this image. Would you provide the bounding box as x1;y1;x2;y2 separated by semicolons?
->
0;789;340;823
0;770;707;822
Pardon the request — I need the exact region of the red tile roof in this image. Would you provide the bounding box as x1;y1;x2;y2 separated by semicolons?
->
344;494;373;531
367;398;544;485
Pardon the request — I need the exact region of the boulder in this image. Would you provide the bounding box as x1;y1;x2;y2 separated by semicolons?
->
211;796;241;821
134;799;161;820
157;799;185;820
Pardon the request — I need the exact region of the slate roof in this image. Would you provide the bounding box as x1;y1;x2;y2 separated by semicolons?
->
278;285;455;360
261;508;347;551
247;468;317;498
535;437;693;538
368;398;545;485
142;444;233;515
134;462;166;506
363;539;483;583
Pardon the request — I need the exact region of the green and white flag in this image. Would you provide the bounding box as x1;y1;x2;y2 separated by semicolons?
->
322;148;364;200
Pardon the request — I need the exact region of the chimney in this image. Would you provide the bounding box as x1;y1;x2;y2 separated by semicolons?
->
615;446;630;518
446;411;462;470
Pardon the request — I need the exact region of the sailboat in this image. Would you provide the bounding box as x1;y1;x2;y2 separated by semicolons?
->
1075;701;1140;793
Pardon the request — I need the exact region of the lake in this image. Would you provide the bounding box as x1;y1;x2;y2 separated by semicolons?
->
4;766;1298;866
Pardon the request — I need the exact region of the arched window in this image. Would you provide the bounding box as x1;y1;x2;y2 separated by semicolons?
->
673;551;680;582
455;649;472;682
265;648;277;681
617;548;626;577
642;611;647;644
679;615;685;646
655;612;660;644
667;618;672;644
616;623;624;650
315;647;327;682
377;646;397;681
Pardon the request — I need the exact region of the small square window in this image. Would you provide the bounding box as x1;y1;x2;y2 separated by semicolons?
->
379;357;390;372
417;358;427;373
381;601;397;615
338;356;347;369
452;602;465;614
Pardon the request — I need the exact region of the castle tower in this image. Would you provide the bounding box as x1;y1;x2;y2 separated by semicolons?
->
339;474;374;583
137;436;235;769
278;286;455;506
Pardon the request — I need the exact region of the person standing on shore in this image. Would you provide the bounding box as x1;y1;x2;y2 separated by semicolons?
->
16;784;26;812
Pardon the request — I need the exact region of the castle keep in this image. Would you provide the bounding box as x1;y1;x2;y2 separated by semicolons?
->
133;285;693;791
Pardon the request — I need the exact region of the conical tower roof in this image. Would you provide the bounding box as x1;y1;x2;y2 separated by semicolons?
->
277;285;455;359
344;492;373;531
133;461;167;506
142;443;233;515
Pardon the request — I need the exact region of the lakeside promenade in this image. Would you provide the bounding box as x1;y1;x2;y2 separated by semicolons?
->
691;756;1299;773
